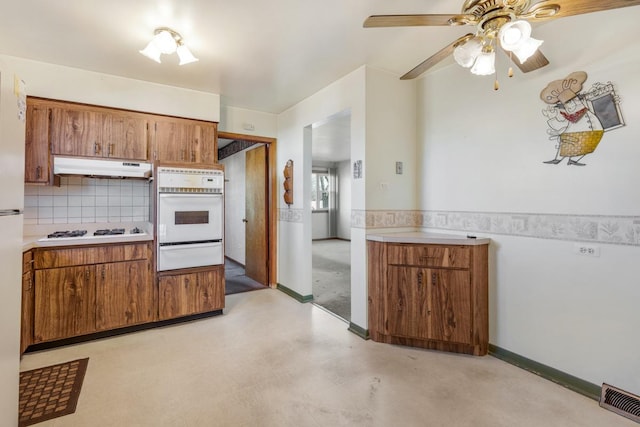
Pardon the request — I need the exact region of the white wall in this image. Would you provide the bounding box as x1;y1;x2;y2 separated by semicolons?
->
416;9;640;394
277;66;366;324
311;211;330;240
337;160;351;240
277;66;416;329
220;105;277;137
2;55;220;121
220;150;247;264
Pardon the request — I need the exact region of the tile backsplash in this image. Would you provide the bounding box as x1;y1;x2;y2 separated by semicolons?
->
25;176;151;225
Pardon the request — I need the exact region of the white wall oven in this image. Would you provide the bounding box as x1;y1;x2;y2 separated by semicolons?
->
156;167;224;271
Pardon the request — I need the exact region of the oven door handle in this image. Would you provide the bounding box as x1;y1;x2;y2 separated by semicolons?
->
159;240;222;249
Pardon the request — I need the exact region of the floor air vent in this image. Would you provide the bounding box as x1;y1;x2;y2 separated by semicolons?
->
600;383;640;423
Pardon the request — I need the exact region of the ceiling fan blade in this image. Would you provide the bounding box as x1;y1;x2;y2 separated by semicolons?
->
525;0;640;20
507;49;550;73
363;14;470;27
401;34;474;80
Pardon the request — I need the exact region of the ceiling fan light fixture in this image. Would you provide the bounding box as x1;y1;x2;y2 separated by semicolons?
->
470;48;495;76
511;37;543;64
498;20;532;51
453;37;483;68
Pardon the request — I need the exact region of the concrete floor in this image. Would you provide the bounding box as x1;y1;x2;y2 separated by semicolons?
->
19;289;634;427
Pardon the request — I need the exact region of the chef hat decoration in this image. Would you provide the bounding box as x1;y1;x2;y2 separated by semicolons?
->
540;71;588;105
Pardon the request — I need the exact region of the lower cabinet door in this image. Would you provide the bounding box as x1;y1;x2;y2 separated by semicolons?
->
387;266;430;339
34;266;96;342
96;260;153;330
387;266;473;345
158;268;225;320
429;269;473;345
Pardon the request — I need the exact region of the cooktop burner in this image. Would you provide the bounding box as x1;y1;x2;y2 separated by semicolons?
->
94;228;125;236
47;230;88;238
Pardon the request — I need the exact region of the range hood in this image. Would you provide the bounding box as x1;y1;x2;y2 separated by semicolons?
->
53;157;152;179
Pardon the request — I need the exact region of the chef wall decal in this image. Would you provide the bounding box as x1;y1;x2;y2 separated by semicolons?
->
540;71;625;166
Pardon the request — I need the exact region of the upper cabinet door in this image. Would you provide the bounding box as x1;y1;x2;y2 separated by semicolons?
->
109;113;148;160
24;102;51;184
50;106;103;158
153;117;217;165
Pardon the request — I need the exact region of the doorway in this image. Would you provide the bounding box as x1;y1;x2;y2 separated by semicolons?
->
218;131;277;293
310;110;351;321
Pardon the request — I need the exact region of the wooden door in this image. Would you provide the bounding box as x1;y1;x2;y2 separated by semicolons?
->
34;266;96;342
50;107;103;157
24;102;50;183
387;266;430;339
158;268;225;320
95;260;153;330
110;113;148;160
429;269;473;345
245;145;269;285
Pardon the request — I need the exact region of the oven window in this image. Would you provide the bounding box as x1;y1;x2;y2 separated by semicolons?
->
175;211;209;225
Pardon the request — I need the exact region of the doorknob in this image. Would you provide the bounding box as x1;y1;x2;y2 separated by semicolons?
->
242;218;248;223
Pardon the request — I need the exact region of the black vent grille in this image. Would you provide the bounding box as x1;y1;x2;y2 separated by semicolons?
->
600;383;640;423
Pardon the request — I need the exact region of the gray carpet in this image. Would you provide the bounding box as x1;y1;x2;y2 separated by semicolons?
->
312;239;351;321
225;258;267;295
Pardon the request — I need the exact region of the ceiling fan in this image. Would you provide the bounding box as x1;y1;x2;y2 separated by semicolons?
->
364;0;640;80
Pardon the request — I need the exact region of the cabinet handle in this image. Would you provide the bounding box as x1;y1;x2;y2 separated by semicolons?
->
26;277;32;292
94;142;100;155
191;151;195;162
101;266;105;280
432;272;437;286
36;166;41;179
108;143;114;156
85;269;90;281
417;272;423;286
180;149;186;161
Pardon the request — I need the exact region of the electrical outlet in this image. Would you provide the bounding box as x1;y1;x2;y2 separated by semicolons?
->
574;243;600;257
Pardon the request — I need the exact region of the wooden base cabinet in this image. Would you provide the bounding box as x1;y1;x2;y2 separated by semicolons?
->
21;251;34;355
368;240;488;356
31;242;153;344
158;267;225;321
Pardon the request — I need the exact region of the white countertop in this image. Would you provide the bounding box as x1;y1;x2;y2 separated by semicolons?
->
366;231;490;246
23;222;153;250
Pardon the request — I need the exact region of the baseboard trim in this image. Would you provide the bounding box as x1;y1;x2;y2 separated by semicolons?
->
489;344;600;401
348;322;369;340
277;283;313;303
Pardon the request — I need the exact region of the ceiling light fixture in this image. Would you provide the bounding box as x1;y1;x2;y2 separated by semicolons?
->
453;18;543;80
139;27;199;65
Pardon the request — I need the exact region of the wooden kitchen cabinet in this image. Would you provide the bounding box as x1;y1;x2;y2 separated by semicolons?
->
31;242;153;343
50;103;148;161
24;100;52;184
34;265;97;342
368;240;488;356
21;251;34;355
152;116;217;165
158;266;225;320
96;259;153;330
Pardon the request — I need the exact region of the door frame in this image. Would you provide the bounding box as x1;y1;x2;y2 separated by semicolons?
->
218;131;277;288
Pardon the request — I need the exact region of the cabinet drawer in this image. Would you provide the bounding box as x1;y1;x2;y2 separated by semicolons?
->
387;244;470;268
34;243;150;269
23;250;34;273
